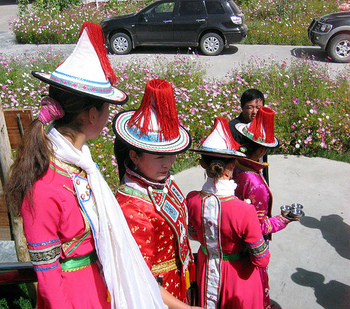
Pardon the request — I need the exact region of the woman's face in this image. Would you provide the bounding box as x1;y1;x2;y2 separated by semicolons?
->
130;151;176;182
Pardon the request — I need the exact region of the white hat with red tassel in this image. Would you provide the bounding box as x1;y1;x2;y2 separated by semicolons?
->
32;22;128;105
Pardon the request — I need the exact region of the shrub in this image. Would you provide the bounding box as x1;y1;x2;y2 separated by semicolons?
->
1;52;349;188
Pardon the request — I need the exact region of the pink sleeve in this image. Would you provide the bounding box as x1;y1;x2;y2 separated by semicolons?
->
235;172;288;235
21;187;74;309
260;215;289;235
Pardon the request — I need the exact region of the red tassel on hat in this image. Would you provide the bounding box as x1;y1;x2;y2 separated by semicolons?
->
79;22;118;86
129;79;180;141
247;106;275;143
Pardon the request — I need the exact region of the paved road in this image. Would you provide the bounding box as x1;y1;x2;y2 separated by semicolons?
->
1;4;350;309
0;3;349;81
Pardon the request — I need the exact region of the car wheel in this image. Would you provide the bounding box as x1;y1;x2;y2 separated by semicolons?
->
110;33;132;55
327;34;350;63
200;33;224;56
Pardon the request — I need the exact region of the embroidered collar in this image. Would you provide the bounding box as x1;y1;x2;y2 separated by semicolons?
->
202;177;237;196
124;166;172;191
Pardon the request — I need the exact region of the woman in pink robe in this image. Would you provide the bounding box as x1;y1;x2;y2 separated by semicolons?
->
233;106;296;309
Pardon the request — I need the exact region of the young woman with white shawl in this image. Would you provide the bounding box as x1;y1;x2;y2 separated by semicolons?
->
5;22;166;309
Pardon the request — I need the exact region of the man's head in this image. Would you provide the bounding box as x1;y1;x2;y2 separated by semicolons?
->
240;89;265;122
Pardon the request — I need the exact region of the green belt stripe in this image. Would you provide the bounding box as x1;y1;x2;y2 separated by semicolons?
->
60;250;98;272
201;246;248;261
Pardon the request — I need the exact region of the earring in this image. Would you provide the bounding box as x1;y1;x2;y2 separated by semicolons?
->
134;165;138;171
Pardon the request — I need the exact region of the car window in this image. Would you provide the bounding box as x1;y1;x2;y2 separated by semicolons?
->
178;0;206;16
154;2;175;13
144;1;175;20
206;1;225;14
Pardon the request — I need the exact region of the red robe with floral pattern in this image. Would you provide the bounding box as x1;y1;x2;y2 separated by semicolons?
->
116;168;195;303
21;159;110;309
233;160;290;309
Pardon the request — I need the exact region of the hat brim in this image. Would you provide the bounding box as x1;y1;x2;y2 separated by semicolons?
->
32;71;128;105
113;110;191;154
235;123;279;148
190;148;246;159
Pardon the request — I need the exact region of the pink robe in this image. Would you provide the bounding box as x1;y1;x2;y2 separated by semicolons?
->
233;160;289;309
21;160;110;309
187;178;270;309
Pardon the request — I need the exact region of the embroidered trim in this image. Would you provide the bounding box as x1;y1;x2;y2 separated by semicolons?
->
27;238;60;247
246;236;269;258
118;184;151;202
50;157;86;177
28;244;61;266
152;258;178;274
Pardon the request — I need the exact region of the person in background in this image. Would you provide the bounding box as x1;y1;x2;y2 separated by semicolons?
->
233;106;298;309
228;88;269;184
186;117;270;309
5;22;166;309
113;78;202;309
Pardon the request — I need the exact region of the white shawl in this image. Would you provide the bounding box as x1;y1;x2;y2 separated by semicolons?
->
47;126;166;309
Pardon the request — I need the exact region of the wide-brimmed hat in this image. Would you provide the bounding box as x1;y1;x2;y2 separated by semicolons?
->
32;22;128;105
191;117;246;158
235;106;278;147
113;79;191;154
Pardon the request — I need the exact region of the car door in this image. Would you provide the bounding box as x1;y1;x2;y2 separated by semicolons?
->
173;0;207;44
135;0;175;44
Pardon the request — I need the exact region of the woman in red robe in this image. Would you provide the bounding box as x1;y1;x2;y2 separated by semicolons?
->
186;117;270;309
113;79;202;309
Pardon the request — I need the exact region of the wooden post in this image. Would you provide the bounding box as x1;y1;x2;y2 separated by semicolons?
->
0;104;30;263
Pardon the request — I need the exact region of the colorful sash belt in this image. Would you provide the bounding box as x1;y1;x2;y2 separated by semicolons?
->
60;250;98;272
201;246;248;261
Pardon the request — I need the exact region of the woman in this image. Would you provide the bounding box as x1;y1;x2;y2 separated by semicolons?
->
113;79;201;309
234;106;295;309
186;117;270;309
5;22;166;309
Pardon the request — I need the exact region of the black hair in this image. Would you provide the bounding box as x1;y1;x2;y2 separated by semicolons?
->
240;89;265;108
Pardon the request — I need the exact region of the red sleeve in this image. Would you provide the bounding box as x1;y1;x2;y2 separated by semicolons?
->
240;204;270;268
21;184;74;309
186;191;200;241
117;194;156;269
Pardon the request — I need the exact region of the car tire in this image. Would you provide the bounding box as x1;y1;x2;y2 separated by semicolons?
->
110;33;132;55
326;33;350;63
200;33;224;56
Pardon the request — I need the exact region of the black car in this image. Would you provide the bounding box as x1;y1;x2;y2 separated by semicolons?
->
100;0;248;56
308;11;350;63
